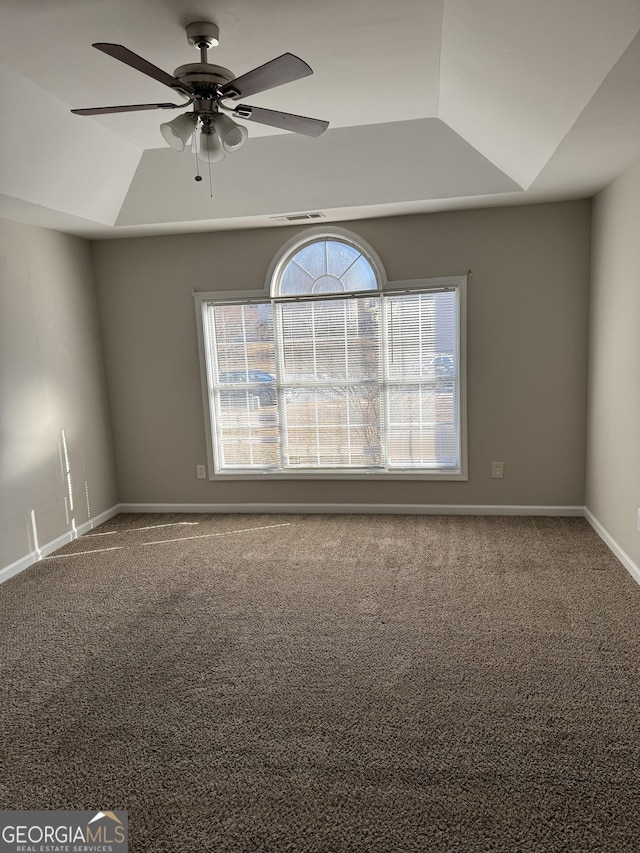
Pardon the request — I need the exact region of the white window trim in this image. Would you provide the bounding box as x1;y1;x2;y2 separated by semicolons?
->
194;276;467;482
193;226;467;481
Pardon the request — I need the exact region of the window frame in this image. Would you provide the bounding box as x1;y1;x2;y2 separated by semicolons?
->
266;228;388;297
194;229;467;481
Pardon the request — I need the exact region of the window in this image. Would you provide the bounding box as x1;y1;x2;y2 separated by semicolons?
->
196;230;466;479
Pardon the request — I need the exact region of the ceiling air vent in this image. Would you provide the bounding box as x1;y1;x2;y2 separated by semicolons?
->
271;212;325;223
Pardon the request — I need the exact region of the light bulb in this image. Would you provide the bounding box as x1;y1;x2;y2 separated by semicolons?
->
197;129;226;164
160;113;195;151
214;114;249;152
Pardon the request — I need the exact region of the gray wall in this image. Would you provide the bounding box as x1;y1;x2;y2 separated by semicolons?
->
586;158;640;566
0;218;117;570
93;200;591;509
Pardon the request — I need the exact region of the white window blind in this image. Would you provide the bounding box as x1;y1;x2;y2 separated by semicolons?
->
277;296;382;468
384;290;459;470
202;284;463;476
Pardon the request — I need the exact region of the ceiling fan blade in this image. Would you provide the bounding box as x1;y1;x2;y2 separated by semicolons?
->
93;43;193;95
72;102;185;115
220;53;313;100
233;105;329;137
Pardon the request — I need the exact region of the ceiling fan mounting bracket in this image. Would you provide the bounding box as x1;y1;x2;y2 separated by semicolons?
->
185;21;220;51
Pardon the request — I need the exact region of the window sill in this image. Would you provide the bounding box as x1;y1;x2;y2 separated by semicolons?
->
208;470;468;481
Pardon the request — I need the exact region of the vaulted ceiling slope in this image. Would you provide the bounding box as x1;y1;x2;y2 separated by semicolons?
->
1;0;640;238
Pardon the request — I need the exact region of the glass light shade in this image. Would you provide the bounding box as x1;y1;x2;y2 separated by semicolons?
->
214;114;249;152
160;113;195;151
197;129;226;164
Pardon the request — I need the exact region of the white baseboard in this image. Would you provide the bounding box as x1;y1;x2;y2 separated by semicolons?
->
9;504;636;591
0;505;121;585
118;502;585;517
584;508;640;587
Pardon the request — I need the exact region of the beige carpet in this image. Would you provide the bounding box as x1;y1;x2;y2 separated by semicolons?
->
1;513;640;852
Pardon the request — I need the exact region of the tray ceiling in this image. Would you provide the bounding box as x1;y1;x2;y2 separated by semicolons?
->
1;0;640;237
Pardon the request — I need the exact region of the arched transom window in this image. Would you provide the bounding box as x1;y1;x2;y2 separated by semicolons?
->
274;237;380;296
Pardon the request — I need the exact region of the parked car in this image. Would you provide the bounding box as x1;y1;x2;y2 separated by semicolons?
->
427;354;455;377
218;370;276;406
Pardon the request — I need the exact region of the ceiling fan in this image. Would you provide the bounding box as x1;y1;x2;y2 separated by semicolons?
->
71;21;329;174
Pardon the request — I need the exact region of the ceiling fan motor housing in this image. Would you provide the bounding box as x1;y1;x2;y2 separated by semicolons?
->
173;63;235;92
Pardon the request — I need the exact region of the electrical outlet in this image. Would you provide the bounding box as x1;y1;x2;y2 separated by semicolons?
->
637;508;640;531
196;464;207;479
491;461;504;479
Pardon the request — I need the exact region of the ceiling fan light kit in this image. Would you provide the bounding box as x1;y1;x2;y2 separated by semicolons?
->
71;20;329;188
159;112;196;151
197;128;225;165
214;113;248;152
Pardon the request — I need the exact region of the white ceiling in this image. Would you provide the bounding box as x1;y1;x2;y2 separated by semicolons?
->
1;0;640;238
